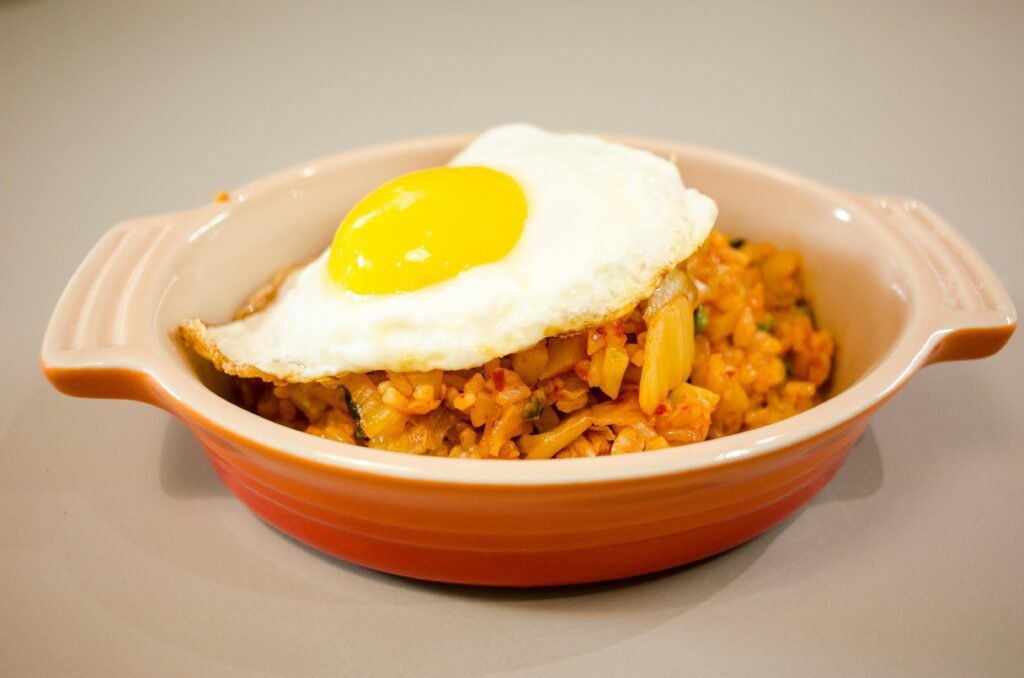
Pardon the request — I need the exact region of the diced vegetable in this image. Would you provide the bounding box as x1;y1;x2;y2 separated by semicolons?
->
522;396;545;421
368;407;453;455
343;387;360;422
338;374;406;438
478;406;526;458
586;348;604;388
588;391;647;426
599;345;630;399
645;269;690;319
518;412;593;460
639;296;695;414
540;333;586;379
511;342;548;386
693;304;709;334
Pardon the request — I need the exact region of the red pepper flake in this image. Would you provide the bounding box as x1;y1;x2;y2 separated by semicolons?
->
491;369;506;392
654;403;669;415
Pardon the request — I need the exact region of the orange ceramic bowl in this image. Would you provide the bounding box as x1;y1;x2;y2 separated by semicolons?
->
41;134;1016;586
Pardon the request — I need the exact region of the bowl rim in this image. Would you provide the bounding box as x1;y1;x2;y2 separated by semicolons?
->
139;132;949;486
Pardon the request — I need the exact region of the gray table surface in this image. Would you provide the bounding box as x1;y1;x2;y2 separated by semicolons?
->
2;1;1022;676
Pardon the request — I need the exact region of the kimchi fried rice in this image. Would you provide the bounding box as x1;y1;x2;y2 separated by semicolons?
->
184;229;834;459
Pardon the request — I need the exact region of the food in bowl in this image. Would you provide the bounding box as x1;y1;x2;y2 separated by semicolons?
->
180;124;834;459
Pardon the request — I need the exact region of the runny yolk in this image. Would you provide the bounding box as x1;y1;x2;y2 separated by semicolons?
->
327;166;527;294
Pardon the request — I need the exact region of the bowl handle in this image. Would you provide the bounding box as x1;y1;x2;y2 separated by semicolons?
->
862;195;1016;365
40;213;185;406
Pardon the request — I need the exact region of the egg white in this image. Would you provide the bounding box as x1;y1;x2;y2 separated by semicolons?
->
182;124;717;382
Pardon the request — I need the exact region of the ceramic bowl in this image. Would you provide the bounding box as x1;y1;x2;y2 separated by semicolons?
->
41;134;1016;586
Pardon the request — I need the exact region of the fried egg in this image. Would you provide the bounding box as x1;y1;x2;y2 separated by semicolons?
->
181;124;717;382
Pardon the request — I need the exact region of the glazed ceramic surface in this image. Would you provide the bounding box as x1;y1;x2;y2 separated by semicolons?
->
40;135;1015;586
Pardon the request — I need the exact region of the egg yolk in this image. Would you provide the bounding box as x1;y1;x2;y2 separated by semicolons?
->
328;166;527;294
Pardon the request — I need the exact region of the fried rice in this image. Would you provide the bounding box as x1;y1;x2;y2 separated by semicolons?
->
193;229;834;459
